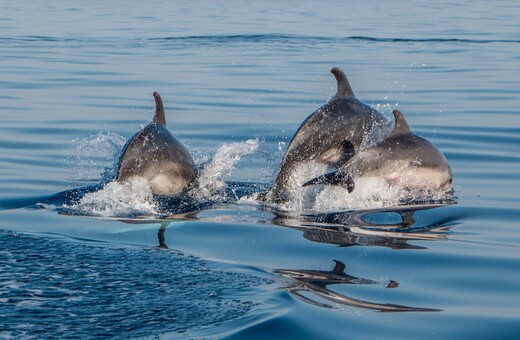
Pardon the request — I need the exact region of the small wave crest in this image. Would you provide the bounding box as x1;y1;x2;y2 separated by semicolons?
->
149;34;520;45
191;139;259;200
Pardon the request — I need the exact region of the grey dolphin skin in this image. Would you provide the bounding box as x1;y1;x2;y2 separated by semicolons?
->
116;92;197;195
265;67;387;203
303;109;452;193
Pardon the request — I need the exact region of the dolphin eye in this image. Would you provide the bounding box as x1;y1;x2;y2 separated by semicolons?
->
449;178;453;184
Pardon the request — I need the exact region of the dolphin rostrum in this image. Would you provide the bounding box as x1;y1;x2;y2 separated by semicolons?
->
303;109;452;193
116;92;197;195
265;67;388;204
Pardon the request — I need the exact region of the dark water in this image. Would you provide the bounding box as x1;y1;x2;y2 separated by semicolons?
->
1;1;519;338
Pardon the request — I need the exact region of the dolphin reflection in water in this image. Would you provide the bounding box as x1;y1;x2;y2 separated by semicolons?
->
274;260;440;312
271;204;452;249
270;206;447;312
153;217;442;312
148;204;451;312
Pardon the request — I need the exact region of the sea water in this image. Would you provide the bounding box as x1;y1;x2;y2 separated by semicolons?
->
0;1;519;338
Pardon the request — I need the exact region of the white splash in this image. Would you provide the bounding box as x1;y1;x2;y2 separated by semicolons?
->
360;118;394;150
310;177;403;211
268;161;329;212
192;139;259;200
66;177;158;217
266;168;452;213
66;132;126;183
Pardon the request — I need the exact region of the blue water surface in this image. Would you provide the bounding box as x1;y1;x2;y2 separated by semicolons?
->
1;1;519;338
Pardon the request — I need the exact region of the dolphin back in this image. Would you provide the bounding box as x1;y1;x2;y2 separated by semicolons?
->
116;92;196;195
116;123;196;195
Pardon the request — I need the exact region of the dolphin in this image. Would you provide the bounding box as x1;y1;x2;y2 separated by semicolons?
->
116;92;197;195
303;109;452;194
265;67;388;204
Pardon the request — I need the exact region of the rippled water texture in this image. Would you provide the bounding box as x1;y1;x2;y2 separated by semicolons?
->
1;1;519;338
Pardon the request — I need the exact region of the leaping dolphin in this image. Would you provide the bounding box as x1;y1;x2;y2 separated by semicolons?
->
265;67;388;204
116;92;197;195
303;109;452;194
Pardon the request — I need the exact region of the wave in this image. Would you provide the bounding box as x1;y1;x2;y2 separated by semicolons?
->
345;36;520;44
2;34;518;46
150;34;520;45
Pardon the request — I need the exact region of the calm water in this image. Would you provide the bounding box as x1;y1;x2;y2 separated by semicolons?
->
1;1;519;338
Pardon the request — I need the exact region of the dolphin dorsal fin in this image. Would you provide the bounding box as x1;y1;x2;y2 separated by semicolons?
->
332;260;346;275
390;109;411;136
331;67;355;97
152;91;166;125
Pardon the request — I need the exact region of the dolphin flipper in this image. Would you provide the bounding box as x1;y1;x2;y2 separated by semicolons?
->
302;171;355;193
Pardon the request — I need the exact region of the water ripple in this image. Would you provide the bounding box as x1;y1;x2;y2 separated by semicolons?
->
2;34;518;48
0;230;272;338
150;34;520;45
345;36;520;44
